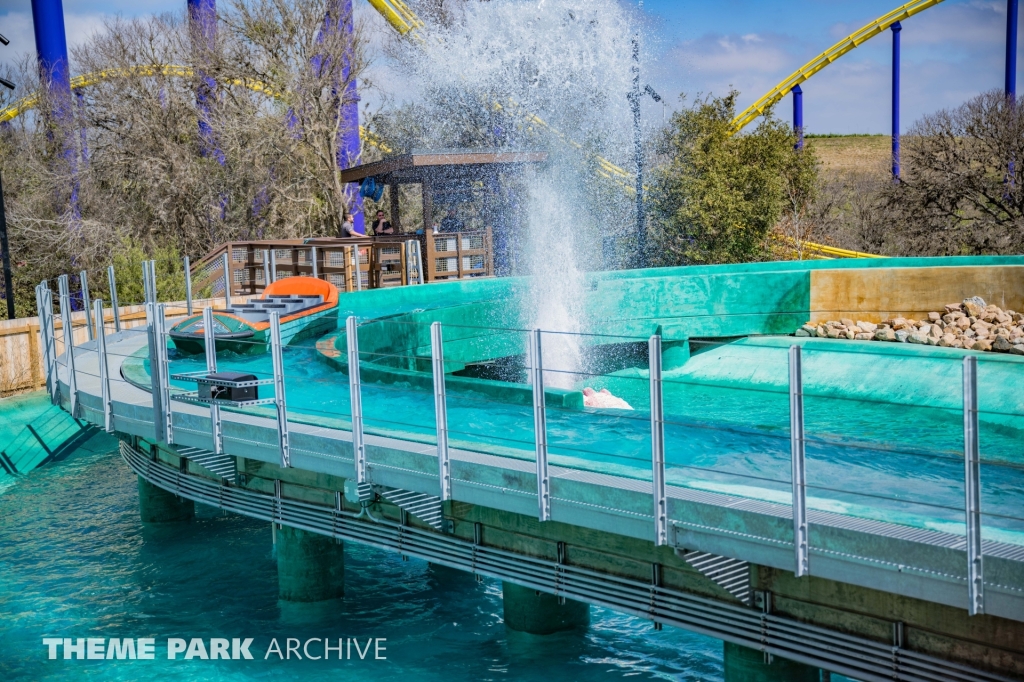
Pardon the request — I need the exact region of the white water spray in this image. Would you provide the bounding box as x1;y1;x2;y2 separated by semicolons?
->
397;0;644;385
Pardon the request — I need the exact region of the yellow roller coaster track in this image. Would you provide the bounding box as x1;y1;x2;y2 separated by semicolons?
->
729;0;945;133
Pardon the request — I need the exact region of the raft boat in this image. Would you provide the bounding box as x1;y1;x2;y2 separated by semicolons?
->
169;277;339;355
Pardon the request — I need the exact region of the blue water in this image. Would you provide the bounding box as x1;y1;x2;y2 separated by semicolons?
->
163;339;1024;546
0;442;727;680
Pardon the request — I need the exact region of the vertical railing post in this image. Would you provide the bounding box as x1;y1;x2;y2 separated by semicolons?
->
266;249;274;292
203;306;223;454
221;252;231;309
58;275;78;415
34;284;44;381
158;304;173;444
146;302;166;443
94;299;112;433
310;246;318;280
80;269;94;341
649;334;667;546
183;255;193;317
352;247;363;291
431;321;451;500
270;311;290;468
142;260;152;305
107;265;121;332
149;259;158;303
34;285;47;395
789;345;809;577
346;315;366;483
40;284;58;404
529;328;551;522
963;355;984;615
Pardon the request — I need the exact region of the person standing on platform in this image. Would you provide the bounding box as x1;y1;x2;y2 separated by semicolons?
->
371;210;394;235
340;213;358;237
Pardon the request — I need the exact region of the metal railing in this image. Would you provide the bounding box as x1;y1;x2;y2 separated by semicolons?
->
188;229;490;299
38;288;1024;624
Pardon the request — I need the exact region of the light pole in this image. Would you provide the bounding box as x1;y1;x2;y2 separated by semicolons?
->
0;31;16;320
628;4;661;269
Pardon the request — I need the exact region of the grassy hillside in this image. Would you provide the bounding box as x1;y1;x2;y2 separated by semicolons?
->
807;135;890;176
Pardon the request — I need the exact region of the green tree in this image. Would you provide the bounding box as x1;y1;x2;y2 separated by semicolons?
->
650;92;818;265
111;238;189;306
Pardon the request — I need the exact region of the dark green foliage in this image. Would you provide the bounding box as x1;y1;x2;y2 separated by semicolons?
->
650;92;818;265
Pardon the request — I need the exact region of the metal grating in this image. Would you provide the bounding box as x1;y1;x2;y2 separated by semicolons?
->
380;488;444;530
462;255;484;270
681;550;751;605
120;441;1017;682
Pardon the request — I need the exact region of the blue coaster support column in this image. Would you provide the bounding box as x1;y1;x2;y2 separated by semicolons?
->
30;0;80;224
891;21;902;179
1007;0;1018;101
1006;0;1018;187
791;85;803;150
187;0;225;165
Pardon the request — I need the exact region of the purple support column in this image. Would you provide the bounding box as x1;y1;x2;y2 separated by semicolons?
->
188;0;225;165
337;0;363;234
1007;0;1018;101
891;21;901;179
30;0;71;106
30;0;80;224
792;84;803;150
1008;0;1019;188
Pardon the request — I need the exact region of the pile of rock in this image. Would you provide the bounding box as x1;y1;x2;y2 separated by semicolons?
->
794;297;1024;355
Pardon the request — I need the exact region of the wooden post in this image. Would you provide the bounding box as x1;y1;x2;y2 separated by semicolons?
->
422;178;433;235
456;231;464;279
344;246;354;293
425;231;437;283
390;182;401;233
400;242;408;286
485;226;495;277
226;243;235;302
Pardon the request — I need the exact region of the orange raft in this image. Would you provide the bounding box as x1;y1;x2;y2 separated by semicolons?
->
169;277;340;355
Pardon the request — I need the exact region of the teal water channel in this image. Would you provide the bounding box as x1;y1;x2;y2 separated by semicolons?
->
159;334;1024;547
0;434;732;680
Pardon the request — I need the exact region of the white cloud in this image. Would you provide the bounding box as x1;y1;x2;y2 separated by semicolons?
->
650;0;1019;134
1;11;110;63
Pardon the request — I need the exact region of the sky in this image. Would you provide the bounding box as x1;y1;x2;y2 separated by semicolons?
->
0;0;1020;134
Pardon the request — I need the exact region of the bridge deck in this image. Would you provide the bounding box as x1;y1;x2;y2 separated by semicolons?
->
55;330;1024;625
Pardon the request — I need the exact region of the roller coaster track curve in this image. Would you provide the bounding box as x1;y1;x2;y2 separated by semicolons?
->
729;0;946;133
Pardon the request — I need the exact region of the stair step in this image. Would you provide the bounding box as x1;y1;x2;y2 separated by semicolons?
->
682;550;751;605
379;488;444;531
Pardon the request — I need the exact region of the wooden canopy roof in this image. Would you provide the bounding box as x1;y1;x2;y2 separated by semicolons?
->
340;151;548;185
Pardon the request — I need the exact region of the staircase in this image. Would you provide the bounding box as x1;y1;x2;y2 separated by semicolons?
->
0;401;101;481
379;488;444;530
680;550;752;605
174;446;237;481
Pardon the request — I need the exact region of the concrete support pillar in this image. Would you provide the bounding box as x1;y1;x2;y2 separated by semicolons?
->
138;476;194;523
276;525;344;602
723;641;820;682
501;582;589;635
